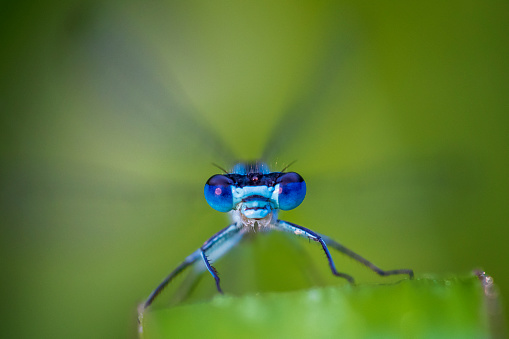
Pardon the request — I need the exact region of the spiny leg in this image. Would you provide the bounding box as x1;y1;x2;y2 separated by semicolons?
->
319;234;414;279
201;251;222;293
143;223;243;309
199;222;245;294
275;220;355;283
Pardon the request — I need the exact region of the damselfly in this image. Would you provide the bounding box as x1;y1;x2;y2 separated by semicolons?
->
143;161;413;309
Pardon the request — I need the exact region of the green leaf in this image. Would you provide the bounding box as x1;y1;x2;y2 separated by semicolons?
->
139;275;495;339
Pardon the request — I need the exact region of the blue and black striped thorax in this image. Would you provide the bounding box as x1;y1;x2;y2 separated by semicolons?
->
204;162;306;221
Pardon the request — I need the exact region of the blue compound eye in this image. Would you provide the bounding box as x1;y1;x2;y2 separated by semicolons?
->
276;172;306;210
204;175;234;212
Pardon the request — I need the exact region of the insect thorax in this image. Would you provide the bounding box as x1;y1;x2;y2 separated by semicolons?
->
230;207;277;231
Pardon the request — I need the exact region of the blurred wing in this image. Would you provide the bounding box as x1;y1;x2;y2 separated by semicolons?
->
59;9;236;187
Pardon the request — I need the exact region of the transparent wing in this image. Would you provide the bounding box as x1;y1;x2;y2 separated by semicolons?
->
61;12;236;182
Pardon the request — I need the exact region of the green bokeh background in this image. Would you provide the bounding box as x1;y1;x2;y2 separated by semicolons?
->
1;1;508;338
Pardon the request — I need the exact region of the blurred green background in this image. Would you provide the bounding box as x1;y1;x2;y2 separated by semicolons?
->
1;1;508;338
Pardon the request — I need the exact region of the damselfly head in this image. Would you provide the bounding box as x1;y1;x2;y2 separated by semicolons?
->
204;162;306;222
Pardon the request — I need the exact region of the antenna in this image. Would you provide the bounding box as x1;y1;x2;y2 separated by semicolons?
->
280;160;297;172
212;163;229;174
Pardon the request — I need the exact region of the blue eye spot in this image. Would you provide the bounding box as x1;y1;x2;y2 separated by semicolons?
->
204;175;234;212
276;172;306;210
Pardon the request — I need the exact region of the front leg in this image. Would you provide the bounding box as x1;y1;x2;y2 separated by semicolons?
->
275;220;414;283
274;220;355;283
200;222;245;293
143;222;244;309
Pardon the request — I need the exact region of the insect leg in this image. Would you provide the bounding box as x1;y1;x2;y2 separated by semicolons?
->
275;220;354;283
143;223;243;309
200;222;245;294
319;234;414;279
